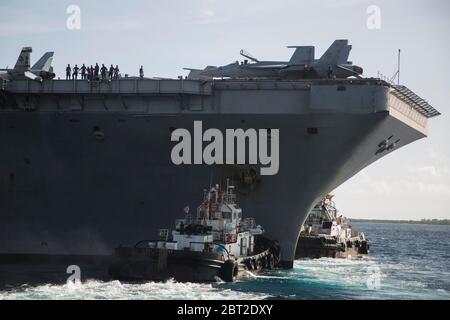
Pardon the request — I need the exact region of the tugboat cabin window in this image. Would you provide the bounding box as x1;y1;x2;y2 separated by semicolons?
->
322;221;332;229
222;212;231;219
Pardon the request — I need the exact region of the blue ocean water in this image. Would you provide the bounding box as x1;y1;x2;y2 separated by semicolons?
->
222;223;450;300
1;222;449;300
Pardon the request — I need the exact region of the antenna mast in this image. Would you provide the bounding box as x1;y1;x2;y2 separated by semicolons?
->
389;49;401;85
397;49;401;85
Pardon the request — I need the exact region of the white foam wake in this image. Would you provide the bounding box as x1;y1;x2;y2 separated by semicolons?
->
0;279;270;300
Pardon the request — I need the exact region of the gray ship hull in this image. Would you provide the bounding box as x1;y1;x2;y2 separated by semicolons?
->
0;79;435;285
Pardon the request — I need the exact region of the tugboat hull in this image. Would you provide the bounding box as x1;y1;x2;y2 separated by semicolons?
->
108;247;279;282
295;236;371;259
109;248;227;282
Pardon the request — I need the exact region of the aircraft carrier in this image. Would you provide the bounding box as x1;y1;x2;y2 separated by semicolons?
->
0;40;440;286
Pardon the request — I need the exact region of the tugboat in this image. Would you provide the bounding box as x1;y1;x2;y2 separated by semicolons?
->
108;182;280;282
295;194;371;259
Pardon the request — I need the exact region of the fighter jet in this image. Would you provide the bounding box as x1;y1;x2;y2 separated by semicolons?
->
0;47;55;82
185;40;363;80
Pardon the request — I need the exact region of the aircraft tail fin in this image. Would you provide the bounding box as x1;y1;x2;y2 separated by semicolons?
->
184;66;216;80
288;46;315;65
317;40;351;66
14;47;32;70
31;52;54;72
185;69;203;80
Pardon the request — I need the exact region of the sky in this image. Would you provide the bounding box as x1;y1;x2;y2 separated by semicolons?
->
0;0;449;220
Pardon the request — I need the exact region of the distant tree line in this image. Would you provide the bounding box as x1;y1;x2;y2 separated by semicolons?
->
350;218;450;225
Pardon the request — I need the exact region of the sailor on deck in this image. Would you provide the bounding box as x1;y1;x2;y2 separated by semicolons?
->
108;64;114;80
66;64;71;80
114;65;119;79
100;64;107;80
94;63;99;80
88;66;93;81
327;66;333;79
72;64;79;80
80;64;87;80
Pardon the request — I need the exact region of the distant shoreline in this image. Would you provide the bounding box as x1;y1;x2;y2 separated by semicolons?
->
350;218;450;226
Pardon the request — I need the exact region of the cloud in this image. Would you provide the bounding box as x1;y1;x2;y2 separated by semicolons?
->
0;3;147;37
315;0;373;8
0;19;145;37
200;9;215;17
339;169;450;197
0;4;72;37
426;147;449;162
0;23;62;37
84;19;146;32
0;5;62;36
406;165;441;178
